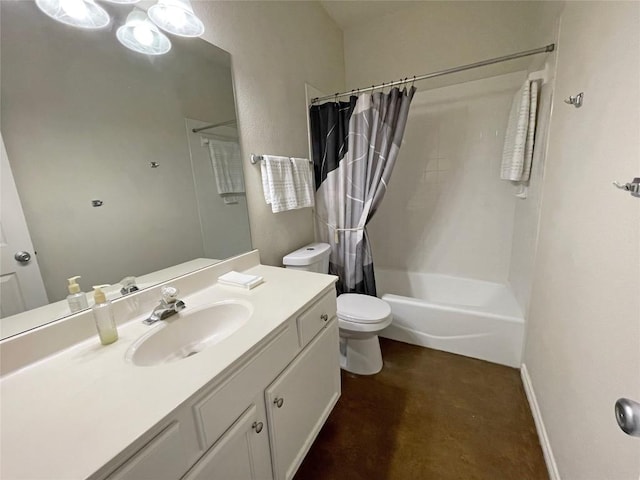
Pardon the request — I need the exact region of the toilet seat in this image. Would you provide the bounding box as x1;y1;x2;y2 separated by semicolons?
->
337;294;392;328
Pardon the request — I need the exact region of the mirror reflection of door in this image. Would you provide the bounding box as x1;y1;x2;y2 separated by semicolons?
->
0;133;48;318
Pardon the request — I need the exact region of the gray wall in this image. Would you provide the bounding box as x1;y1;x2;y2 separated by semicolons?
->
523;2;640;477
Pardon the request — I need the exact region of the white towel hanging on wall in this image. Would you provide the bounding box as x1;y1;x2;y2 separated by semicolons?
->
260;155;315;213
501;79;539;184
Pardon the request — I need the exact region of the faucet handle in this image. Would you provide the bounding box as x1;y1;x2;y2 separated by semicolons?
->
161;285;179;304
120;276;139;295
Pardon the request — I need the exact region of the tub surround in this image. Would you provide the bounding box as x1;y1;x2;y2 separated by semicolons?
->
0;251;339;480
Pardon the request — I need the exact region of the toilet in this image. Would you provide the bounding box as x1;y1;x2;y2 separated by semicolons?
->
283;242;392;375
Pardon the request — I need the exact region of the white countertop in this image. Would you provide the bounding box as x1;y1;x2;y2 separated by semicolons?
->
0;262;336;480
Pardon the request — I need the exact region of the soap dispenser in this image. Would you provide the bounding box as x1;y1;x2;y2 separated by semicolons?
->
66;276;89;313
91;285;118;345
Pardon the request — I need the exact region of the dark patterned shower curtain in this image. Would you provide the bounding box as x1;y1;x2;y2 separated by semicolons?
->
310;86;416;296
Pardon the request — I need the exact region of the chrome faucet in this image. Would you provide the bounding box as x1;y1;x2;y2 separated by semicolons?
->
144;286;186;325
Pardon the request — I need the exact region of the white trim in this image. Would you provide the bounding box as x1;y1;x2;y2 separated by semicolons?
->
521;363;561;480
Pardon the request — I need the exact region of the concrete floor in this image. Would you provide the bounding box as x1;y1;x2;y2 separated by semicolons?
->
295;338;548;480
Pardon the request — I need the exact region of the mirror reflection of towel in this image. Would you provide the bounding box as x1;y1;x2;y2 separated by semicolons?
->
207;140;245;204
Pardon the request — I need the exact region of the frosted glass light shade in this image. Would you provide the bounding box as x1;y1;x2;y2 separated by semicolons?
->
116;10;171;55
148;0;204;37
35;0;110;29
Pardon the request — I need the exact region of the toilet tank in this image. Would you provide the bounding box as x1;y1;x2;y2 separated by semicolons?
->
282;243;331;274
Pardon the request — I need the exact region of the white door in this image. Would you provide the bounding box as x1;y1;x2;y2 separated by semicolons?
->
0;134;48;317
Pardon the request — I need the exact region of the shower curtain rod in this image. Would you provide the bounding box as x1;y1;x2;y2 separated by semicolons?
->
192;119;237;133
310;43;555;104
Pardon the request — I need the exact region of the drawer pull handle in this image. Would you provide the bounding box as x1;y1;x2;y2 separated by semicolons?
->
273;397;284;408
320;314;328;322
252;421;264;434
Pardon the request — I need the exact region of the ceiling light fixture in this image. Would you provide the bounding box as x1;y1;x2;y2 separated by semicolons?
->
35;0;110;29
116;9;171;55
147;0;204;38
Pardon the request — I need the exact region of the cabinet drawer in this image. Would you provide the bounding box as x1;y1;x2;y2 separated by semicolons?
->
296;289;337;347
193;321;298;451
108;422;187;480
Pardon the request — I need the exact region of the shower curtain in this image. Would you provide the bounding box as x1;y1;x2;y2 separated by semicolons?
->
310;86;415;296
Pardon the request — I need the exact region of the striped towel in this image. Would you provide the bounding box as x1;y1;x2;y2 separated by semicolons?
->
260;156;315;213
501;79;539;182
207;139;245;204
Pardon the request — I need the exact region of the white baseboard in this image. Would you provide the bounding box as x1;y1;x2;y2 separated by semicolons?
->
521;363;561;480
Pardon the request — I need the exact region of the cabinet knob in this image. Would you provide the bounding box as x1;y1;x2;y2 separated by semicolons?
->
273;397;284;408
252;421;264;434
320;314;328;322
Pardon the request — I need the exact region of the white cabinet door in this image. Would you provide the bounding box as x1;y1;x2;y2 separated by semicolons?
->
183;402;272;480
265;320;340;480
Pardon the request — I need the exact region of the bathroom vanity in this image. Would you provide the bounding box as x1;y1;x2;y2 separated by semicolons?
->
0;251;340;480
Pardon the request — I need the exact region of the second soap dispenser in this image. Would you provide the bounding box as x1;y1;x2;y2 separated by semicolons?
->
91;285;119;345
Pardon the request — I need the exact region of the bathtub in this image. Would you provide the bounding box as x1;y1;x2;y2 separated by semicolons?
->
376;269;524;367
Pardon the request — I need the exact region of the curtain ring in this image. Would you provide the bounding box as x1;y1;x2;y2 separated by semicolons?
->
411;76;416;89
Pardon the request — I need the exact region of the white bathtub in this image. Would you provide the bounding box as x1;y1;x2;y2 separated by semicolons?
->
376;269;524;367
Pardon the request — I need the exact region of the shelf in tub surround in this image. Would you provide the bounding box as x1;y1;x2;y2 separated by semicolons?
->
0;250;339;480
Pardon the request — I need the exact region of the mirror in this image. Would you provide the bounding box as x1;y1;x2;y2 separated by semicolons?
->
0;1;252;339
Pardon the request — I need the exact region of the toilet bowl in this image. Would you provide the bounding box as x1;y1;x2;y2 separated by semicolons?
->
282;242;393;375
337;293;392;375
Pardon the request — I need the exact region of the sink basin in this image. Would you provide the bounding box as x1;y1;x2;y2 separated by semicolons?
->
126;300;252;366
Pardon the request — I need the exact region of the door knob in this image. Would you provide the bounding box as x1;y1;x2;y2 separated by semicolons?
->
273;397;284;408
14;251;32;264
615;398;640;437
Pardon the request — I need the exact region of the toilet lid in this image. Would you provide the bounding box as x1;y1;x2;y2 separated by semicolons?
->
337;294;391;324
